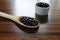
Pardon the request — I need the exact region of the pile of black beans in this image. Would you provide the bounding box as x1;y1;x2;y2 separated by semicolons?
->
36;2;49;8
20;16;38;26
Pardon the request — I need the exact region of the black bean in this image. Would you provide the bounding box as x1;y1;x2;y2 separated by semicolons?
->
20;16;38;26
36;2;49;8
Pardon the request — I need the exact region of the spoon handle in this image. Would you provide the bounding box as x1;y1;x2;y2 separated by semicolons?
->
0;12;15;20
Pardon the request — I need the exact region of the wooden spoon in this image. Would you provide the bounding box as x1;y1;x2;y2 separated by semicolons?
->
0;12;40;33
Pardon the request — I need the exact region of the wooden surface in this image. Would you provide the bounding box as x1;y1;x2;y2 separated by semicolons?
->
0;0;60;40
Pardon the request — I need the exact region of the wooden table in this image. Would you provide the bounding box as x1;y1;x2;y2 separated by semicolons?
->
0;0;60;40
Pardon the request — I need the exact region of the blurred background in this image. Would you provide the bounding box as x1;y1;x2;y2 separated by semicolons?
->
0;0;60;21
13;0;50;17
0;0;50;17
